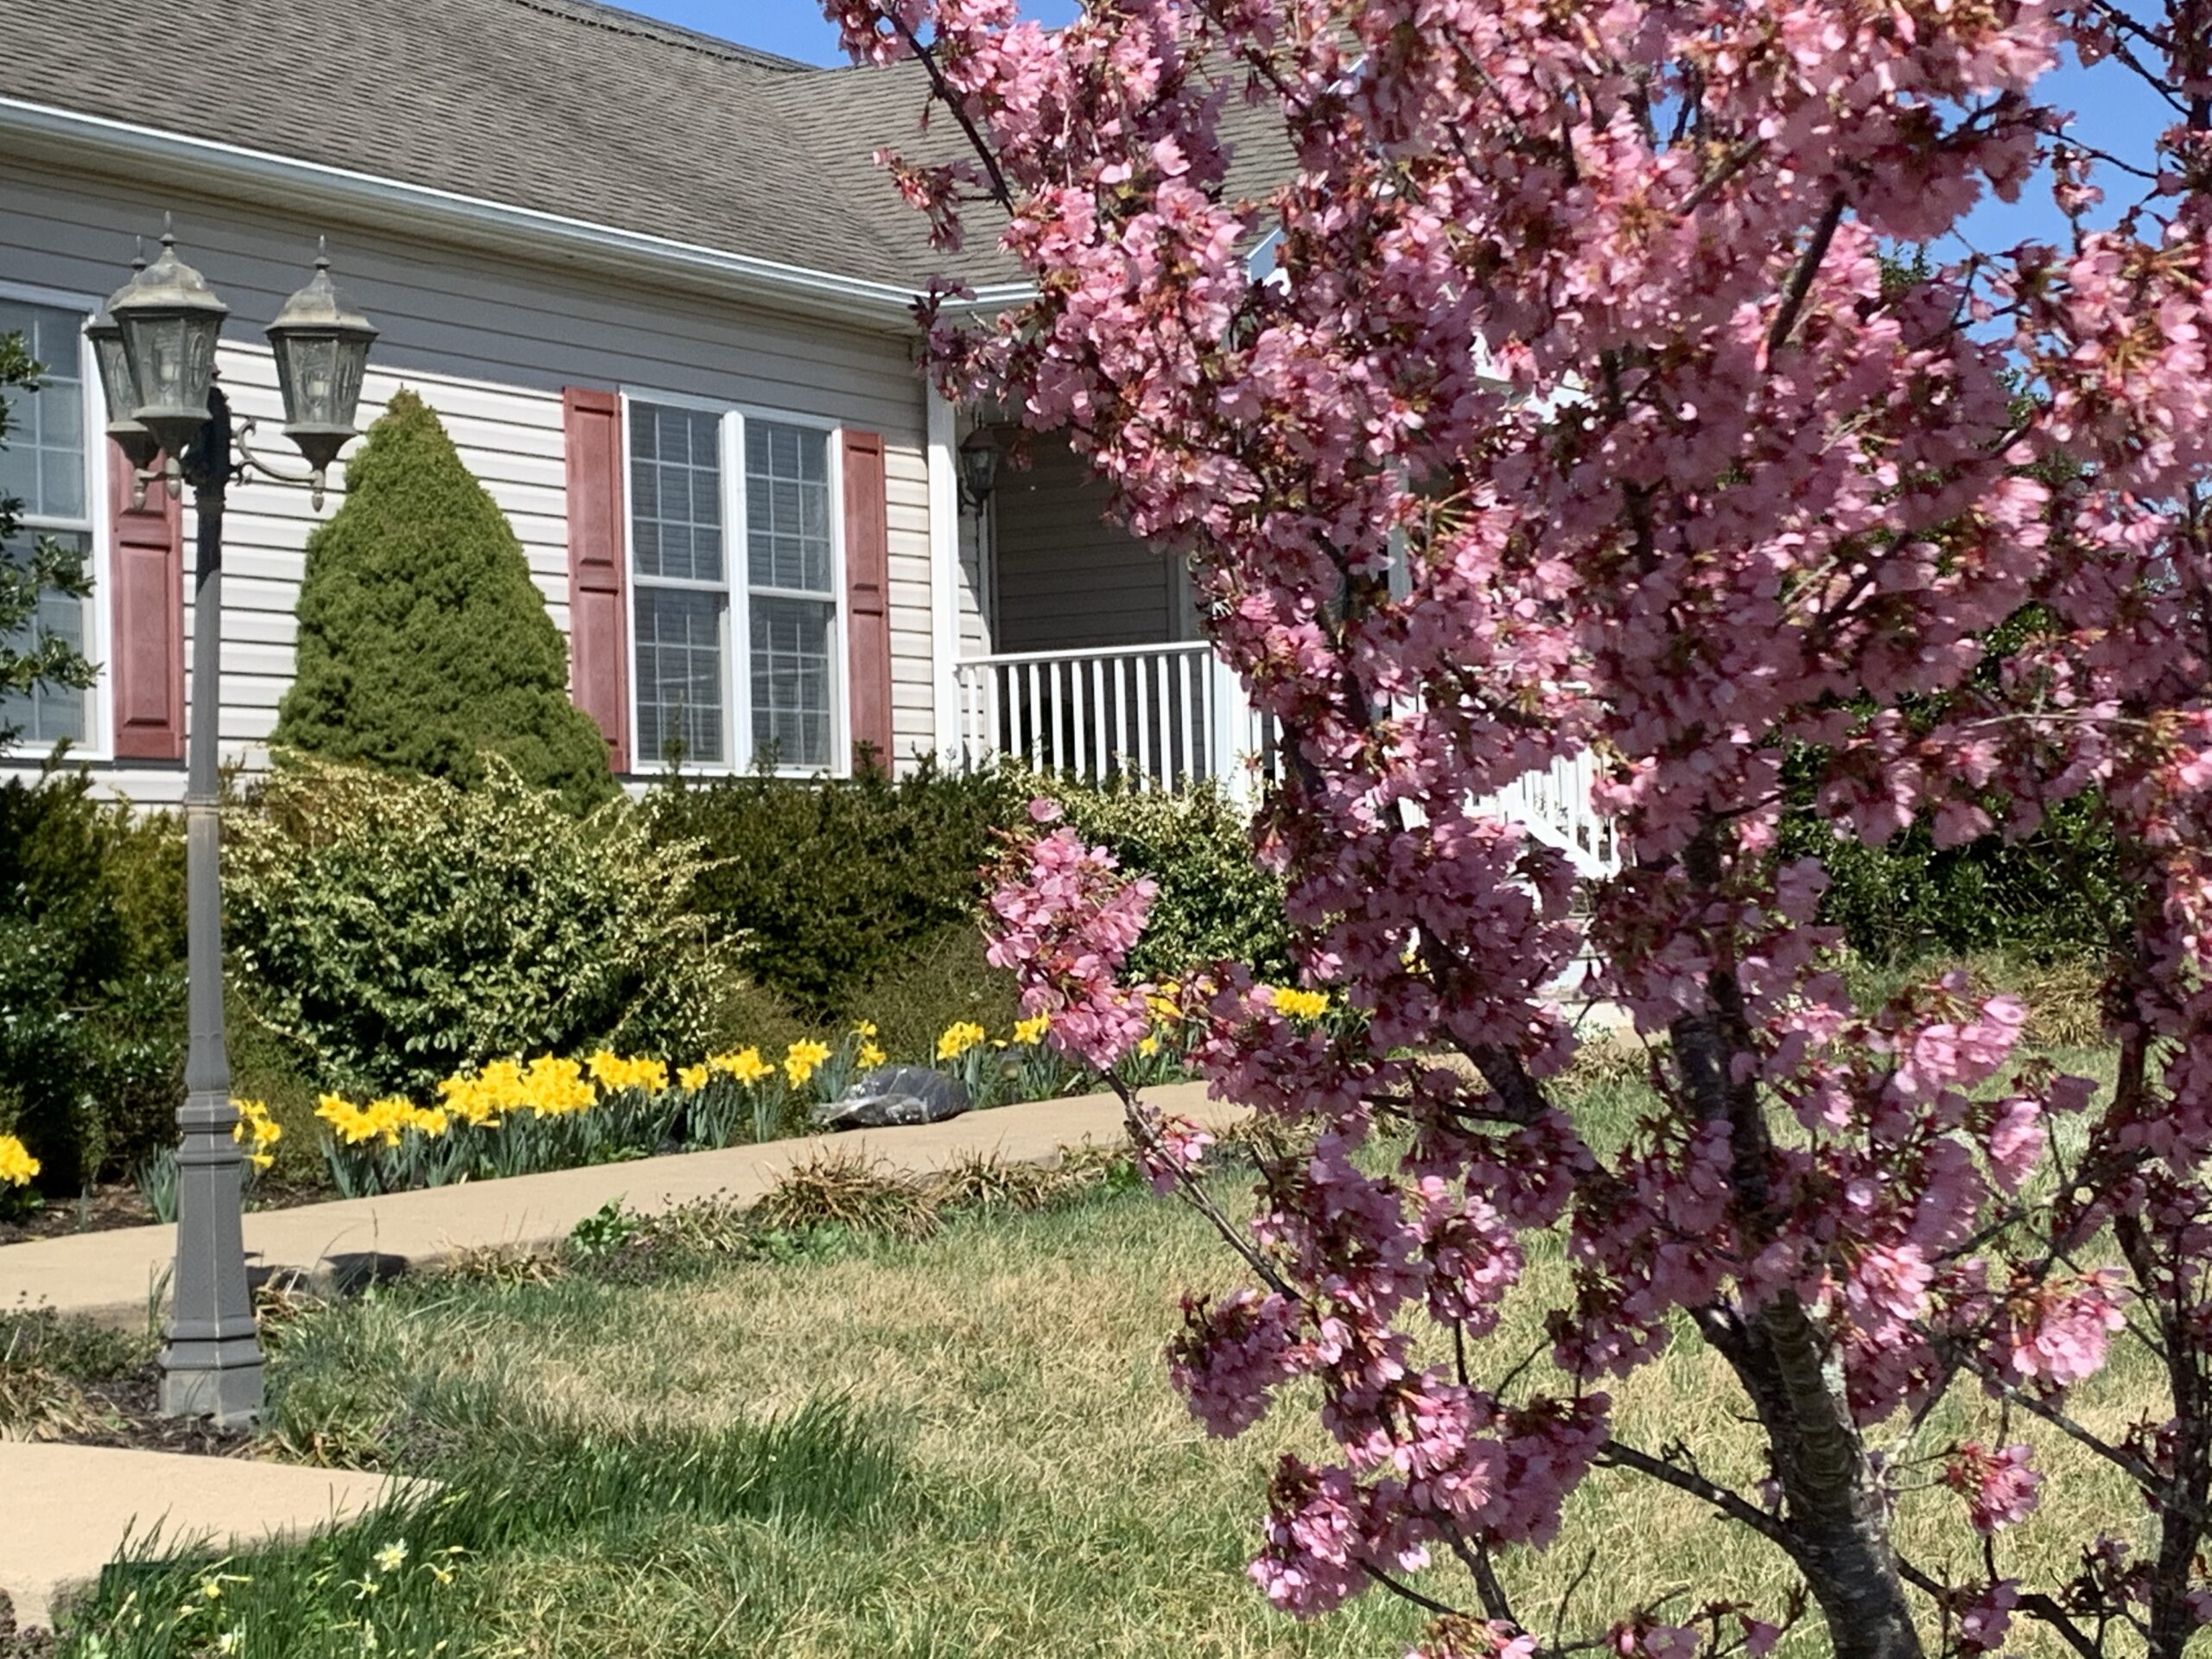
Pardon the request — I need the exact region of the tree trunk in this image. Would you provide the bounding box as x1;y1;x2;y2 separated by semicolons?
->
1737;1294;1926;1659
1671;824;1923;1658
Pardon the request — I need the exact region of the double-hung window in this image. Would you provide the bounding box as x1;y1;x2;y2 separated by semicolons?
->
0;296;96;749
627;398;842;773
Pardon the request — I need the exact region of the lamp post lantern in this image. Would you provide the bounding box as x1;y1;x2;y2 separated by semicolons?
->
97;224;376;1424
957;424;1000;512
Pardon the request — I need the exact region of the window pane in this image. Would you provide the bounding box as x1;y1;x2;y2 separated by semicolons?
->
632;586;728;767
0;532;89;747
744;421;832;594
750;595;835;772
0;301;89;525
627;403;721;583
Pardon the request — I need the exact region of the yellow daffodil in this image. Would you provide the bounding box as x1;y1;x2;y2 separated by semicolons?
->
1137;1035;1160;1058
784;1039;833;1088
1011;1014;1051;1046
853;1020;879;1039
1270;988;1331;1021
678;1063;710;1092
586;1051;667;1096
315;1093;448;1147
710;1047;775;1086
936;1021;986;1063
857;1041;887;1069
230;1101;285;1171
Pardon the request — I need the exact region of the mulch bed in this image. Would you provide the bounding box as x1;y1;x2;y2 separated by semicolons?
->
56;1365;261;1459
0;1180;329;1248
0;1185;156;1247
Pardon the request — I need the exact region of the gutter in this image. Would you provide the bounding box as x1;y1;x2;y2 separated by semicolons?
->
0;96;1038;331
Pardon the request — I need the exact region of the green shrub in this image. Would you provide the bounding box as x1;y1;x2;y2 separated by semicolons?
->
1018;766;1294;985
647;760;1018;1020
226;758;728;1099
271;389;614;812
0;767;185;1190
854;922;1025;1061
1781;779;2128;966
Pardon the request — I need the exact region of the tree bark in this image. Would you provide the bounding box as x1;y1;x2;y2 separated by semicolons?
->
1672;825;1924;1658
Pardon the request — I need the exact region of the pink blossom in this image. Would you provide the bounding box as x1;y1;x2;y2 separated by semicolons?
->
1955;1580;2019;1653
832;0;2212;1646
2001;1270;2128;1389
1944;1443;2045;1534
1168;1289;1302;1438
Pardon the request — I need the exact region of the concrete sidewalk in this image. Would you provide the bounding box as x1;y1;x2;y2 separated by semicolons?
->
0;1442;417;1630
0;1081;1233;1327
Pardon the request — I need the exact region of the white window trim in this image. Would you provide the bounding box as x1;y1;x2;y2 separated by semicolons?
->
0;278;114;766
619;389;849;780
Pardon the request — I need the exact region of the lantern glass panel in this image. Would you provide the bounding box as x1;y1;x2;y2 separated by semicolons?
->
119;310;220;451
273;334;334;427
88;321;137;427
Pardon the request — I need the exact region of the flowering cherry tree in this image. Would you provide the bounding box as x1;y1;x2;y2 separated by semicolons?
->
825;1;2212;1653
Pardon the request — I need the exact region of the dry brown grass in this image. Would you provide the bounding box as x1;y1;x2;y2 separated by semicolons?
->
750;1150;944;1243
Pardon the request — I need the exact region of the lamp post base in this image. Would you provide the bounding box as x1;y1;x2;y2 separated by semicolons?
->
156;1340;264;1426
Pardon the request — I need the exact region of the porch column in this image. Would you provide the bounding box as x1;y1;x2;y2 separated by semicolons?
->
925;386;964;765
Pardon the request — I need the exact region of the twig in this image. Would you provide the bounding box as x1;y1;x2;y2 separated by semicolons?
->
1596;1437;1796;1552
1679;137;1767;218
1364;1559;1465;1618
886;14;1015;208
1111;1075;1300;1301
1765;190;1849;361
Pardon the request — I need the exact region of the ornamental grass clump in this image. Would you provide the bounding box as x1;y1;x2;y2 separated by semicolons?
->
749;1151;941;1243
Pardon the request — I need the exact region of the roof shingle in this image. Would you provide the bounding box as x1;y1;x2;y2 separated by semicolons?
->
3;0;1291;295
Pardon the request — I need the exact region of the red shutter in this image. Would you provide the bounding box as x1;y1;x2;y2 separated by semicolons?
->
842;429;894;772
563;387;630;773
109;445;184;760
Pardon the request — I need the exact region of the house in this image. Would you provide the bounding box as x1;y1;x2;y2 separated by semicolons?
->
0;0;1253;806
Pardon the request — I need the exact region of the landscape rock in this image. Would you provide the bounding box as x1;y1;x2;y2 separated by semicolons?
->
813;1066;972;1133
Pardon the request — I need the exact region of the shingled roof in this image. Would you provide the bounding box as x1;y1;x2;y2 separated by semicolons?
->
4;0;1294;296
1;0;998;289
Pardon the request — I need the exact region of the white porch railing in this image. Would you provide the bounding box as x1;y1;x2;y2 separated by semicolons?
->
956;640;1257;793
953;643;1619;877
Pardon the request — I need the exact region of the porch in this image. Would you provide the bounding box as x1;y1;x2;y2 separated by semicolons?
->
949;431;1618;880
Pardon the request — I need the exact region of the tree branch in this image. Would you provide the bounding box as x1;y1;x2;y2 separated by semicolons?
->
887;14;1015;208
1597;1437;1796;1553
1765;190;1850;361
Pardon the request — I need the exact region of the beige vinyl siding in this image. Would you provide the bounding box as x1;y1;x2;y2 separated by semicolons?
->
992;435;1175;654
0;154;957;796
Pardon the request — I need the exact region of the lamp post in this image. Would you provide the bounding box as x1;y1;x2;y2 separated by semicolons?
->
92;225;376;1424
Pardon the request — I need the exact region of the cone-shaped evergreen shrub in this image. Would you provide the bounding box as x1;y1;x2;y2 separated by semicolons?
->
273;390;613;810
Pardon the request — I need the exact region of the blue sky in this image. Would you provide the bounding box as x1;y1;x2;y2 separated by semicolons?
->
640;2;2163;252
634;0;1076;63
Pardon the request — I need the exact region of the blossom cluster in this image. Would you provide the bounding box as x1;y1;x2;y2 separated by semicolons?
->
836;0;2212;1647
0;1133;37;1189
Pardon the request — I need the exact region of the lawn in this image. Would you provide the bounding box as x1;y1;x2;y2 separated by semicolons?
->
41;1026;2158;1658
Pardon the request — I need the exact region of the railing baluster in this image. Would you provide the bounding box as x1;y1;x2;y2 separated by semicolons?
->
1090;657;1108;783
1177;651;1197;787
1048;660;1065;772
1135;651;1154;789
1026;662;1043;767
1070;658;1088;778
1113;657;1129;781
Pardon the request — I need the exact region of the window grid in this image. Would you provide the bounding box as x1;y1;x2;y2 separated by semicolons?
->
742;421;836;772
0;298;92;748
626;402;841;775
